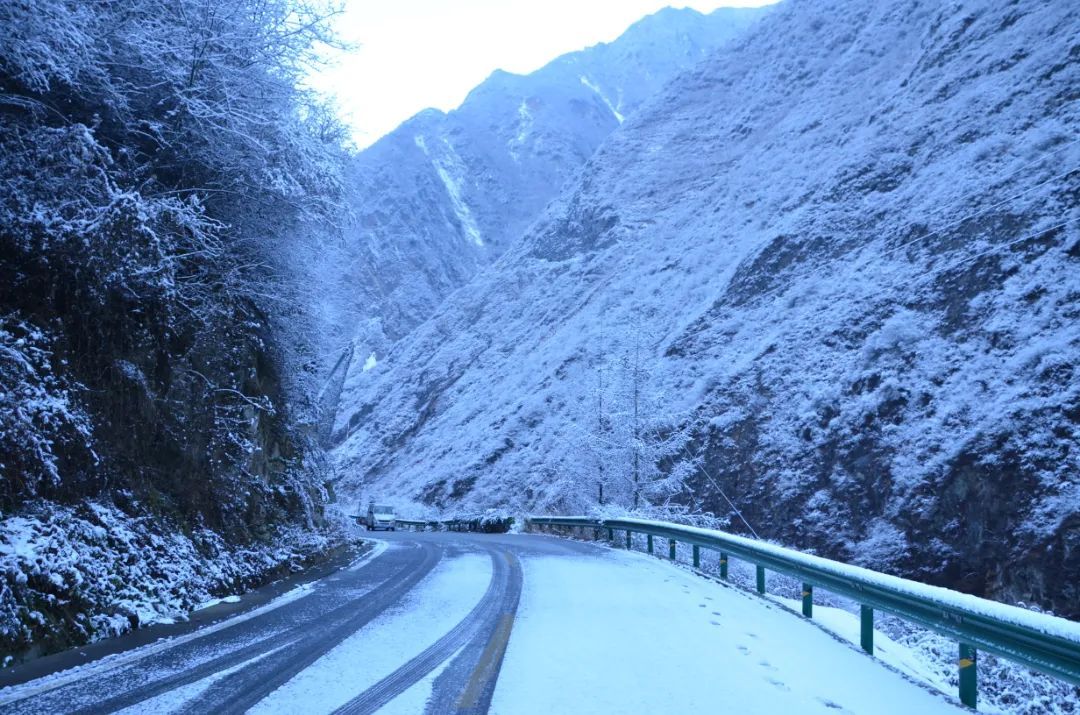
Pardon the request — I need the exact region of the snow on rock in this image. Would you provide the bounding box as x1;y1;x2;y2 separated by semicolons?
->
0;502;337;663
579;75;624;123
327;6;764;426
414;134;485;247
332;0;1080;622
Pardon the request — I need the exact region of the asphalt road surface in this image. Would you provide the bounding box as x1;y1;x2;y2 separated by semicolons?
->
0;531;963;714
0;533;595;715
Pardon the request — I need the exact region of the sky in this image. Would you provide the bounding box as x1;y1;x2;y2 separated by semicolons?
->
307;1;777;149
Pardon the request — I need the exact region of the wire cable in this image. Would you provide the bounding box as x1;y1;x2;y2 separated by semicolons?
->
681;441;761;539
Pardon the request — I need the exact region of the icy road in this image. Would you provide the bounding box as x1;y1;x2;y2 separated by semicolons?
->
0;532;963;714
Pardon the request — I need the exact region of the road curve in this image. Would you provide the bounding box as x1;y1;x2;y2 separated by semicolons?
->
0;532;597;715
0;531;963;715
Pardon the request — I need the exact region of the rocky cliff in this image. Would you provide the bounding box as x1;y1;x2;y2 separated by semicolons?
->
335;0;1080;616
330;7;765;381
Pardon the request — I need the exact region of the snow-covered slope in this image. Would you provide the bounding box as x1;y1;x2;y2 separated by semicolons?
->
335;0;1079;615
330;6;764;368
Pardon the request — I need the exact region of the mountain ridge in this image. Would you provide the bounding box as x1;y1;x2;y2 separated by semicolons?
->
325;6;767;380
334;0;1080;616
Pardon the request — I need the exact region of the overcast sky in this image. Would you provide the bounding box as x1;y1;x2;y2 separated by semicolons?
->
307;1;777;148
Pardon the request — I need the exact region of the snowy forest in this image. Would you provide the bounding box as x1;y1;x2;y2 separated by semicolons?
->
0;0;352;658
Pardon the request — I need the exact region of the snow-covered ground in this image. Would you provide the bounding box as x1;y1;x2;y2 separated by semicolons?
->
256;540;971;713
492;545;960;714
8;531;1056;713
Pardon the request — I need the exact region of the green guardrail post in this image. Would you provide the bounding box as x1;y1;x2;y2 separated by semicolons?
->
720;553;729;580
647;534;654;554
802;583;813;618
626;530;632;550
607;527;614;541
669;538;677;560
860;605;874;655
593;527;600;540
692;545;700;569
756;565;766;594
959;643;977;709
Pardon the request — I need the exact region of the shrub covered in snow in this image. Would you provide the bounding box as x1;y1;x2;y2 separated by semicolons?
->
0;501;341;662
0;0;350;660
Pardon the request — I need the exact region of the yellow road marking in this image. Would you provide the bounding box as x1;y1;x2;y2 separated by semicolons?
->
457;613;515;710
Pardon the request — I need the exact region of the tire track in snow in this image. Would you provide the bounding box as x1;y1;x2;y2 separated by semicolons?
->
175;542;443;715
332;550;522;712
70;542;443;715
424;550;523;715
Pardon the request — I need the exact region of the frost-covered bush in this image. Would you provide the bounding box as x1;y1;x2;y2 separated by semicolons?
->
0;0;349;660
0;318;93;507
0;501;340;661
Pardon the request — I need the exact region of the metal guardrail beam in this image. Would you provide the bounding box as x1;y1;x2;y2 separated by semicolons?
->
394;519;436;530
528;515;1080;709
381;517;516;533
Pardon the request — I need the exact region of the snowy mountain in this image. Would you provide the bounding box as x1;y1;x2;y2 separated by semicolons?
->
335;0;1080;616
329;6;764;369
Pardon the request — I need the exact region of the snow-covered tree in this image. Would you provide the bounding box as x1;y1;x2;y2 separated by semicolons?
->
573;325;697;510
0;0;349;527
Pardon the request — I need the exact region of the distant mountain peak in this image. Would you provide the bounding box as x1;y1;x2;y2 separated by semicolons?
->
328;5;764;370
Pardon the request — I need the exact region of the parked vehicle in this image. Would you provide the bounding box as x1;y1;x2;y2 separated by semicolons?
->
364;503;396;531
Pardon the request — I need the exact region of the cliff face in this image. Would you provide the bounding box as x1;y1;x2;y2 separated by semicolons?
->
335;0;1080;615
329;7;765;380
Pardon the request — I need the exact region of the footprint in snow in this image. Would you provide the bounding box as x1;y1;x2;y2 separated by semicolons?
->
758;660;777;672
710;620;721;626
737;645;750;655
711;611;721;616
766;677;790;692
816;698;846;711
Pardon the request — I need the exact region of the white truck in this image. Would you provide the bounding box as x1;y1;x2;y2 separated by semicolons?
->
363;502;397;531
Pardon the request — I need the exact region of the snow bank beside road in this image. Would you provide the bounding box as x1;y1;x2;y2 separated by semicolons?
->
0;501;340;665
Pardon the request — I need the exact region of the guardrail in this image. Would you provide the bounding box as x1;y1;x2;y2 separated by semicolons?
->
383;517;515;533
527;515;1080;710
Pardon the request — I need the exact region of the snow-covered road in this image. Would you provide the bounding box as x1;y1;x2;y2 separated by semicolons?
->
0;532;963;714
